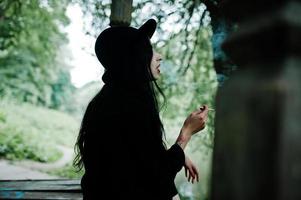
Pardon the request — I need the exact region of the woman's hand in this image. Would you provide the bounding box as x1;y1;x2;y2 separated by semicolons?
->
184;155;199;184
182;105;208;137
175;105;208;150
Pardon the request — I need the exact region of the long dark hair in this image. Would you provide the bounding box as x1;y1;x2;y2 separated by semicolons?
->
73;30;167;171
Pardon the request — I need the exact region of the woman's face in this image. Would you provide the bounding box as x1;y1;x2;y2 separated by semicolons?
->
150;49;162;79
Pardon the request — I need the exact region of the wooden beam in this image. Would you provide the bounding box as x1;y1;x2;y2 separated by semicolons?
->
110;0;133;27
0;179;82;199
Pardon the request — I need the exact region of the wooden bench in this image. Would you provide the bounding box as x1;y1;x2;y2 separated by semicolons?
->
0;179;82;199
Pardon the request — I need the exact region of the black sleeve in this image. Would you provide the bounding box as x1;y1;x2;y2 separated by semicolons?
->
119;104;185;199
166;143;186;174
164;143;186;197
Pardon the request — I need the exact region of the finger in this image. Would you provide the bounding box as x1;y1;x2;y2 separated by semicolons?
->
198;111;208;119
185;167;187;177
188;169;194;180
199;121;205;130
203;115;208;123
199;105;207;111
194;168;199;182
191;173;195;184
198;114;208;122
193;109;202;115
195;108;203;114
200;105;209;113
194;105;208;114
192;172;196;183
190;174;194;183
195;106;206;114
203;109;209;116
204;111;209;119
189;168;195;183
189;170;194;184
192;166;199;182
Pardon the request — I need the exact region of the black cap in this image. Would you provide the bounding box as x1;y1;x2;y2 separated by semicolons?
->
138;18;156;39
95;19;157;69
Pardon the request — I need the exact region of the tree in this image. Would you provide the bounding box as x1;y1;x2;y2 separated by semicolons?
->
0;0;75;110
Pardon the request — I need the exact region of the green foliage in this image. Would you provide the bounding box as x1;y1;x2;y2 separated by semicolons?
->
0;99;79;162
0;0;75;111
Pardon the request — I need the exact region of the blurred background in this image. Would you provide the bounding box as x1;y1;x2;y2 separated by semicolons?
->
0;0;222;199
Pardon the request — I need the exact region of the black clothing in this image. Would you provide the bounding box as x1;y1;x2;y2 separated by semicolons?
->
81;84;185;200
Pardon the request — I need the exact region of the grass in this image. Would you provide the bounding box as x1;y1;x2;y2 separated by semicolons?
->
47;162;84;179
0;99;80;162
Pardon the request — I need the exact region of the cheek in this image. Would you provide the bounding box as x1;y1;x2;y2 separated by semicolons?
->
150;59;156;71
149;64;157;77
150;65;156;75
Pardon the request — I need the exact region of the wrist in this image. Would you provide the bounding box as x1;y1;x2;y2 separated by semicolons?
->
180;127;192;139
175;128;191;150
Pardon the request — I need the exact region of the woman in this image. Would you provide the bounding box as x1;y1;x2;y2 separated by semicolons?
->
74;19;208;200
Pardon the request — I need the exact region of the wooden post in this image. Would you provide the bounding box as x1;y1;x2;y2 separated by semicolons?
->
110;0;133;27
210;0;301;199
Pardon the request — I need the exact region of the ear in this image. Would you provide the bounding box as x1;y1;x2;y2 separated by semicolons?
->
138;19;157;39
